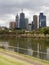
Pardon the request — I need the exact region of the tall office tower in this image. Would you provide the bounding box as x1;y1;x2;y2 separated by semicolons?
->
28;24;32;31
16;14;19;28
20;12;25;29
39;13;46;28
33;15;38;29
31;21;34;30
25;18;28;30
9;21;16;29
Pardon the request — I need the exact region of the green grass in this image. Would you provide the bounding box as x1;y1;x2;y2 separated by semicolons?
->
0;49;33;65
0;55;24;65
0;48;49;65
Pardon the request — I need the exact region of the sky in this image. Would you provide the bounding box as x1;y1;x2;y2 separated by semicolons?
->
0;0;49;27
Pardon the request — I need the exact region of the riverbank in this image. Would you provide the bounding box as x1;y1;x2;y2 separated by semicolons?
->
0;48;49;65
0;34;49;38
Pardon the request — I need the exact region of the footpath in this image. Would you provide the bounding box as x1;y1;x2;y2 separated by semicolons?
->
0;49;48;65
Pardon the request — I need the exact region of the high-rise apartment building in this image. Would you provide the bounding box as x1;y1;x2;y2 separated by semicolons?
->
33;15;38;29
9;22;16;29
39;13;46;28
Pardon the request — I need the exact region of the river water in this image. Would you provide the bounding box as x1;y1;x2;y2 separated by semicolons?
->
0;38;49;61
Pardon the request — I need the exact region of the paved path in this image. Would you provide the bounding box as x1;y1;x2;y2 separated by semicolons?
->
0;50;43;65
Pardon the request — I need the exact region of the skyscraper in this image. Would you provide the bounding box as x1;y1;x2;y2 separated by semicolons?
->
39;13;46;28
31;21;34;30
16;14;19;28
20;12;25;29
28;24;32;31
25;18;28;30
33;15;38;29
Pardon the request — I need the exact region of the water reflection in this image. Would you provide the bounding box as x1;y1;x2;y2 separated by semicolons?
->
0;38;49;61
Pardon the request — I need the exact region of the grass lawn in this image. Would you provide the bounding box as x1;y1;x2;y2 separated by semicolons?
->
0;49;33;65
0;55;33;65
0;55;24;65
0;49;49;65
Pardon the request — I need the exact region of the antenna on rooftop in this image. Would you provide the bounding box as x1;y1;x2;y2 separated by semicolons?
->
21;9;23;13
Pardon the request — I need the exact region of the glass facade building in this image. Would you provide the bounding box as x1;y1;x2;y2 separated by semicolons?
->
39;13;46;28
20;12;25;29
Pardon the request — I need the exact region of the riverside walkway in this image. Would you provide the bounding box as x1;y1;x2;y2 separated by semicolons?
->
0;49;43;65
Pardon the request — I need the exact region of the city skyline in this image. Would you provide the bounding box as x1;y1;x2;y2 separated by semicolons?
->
0;0;49;27
9;12;46;31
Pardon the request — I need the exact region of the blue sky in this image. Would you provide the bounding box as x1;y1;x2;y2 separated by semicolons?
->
0;0;49;27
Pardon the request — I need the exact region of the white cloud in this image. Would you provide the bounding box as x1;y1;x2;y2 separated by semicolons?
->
0;0;49;27
0;20;7;27
0;14;15;27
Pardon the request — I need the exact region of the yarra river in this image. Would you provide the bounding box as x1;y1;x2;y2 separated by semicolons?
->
0;37;49;61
